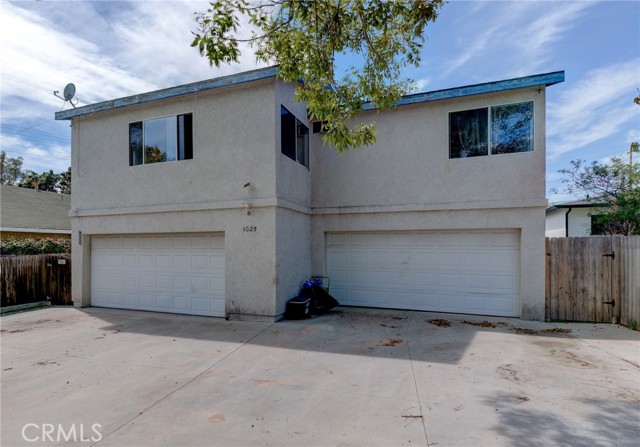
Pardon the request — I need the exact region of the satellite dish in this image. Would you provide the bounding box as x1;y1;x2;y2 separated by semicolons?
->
54;83;78;108
63;83;76;101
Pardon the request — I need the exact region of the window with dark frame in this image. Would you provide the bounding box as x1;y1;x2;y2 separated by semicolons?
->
129;113;193;166
449;101;533;159
281;106;309;168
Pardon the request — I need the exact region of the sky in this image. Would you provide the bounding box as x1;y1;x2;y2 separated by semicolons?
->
0;0;638;203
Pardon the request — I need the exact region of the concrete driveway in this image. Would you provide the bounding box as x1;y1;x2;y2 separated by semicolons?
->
1;307;638;447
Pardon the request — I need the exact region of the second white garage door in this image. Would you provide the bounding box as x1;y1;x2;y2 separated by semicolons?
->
91;234;225;317
326;230;519;317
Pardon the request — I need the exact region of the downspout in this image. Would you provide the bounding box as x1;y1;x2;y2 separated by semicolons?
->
564;207;572;237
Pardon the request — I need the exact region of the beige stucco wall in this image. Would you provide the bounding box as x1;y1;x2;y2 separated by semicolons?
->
312;87;546;210
69;77;549;321
309;86;548;320
71;79;277;212
70;79;282;320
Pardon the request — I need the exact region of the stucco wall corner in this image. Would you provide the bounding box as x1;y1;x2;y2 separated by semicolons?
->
521;301;545;321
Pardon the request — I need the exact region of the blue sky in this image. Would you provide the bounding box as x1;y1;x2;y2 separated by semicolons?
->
0;0;638;203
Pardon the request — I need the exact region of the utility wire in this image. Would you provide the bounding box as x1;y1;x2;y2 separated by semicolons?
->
0;118;55;139
1;148;70;160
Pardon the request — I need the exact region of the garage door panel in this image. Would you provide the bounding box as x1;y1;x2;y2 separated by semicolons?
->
155;255;171;269
92;234;225;317
139;255;154;268
491;275;516;291
326;230;519;317
465;274;490;289
190;255;208;270
154;237;170;249
190;236;209;249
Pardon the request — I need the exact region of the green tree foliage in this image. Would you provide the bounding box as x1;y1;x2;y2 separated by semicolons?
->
17;168;72;194
556;142;640;235
192;0;444;153
0;151;24;185
19;170;60;192
58;167;72;194
0;237;70;256
144;146;168;164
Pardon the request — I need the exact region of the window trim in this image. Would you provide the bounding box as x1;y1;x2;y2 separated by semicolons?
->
449;100;534;159
129;112;193;166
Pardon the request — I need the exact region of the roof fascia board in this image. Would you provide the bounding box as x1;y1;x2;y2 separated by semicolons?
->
55;68;564;120
363;71;565;111
55;66;278;120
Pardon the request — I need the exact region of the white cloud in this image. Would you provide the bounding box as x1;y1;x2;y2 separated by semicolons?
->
412;78;431;93
0;0;263;173
627;129;640;143
440;1;593;79
547;59;640;158
0;134;71;173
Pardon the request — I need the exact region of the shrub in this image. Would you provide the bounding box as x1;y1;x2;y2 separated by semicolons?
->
0;237;71;255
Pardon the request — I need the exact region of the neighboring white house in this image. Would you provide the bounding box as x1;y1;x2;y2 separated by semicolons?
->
55;66;564;321
546;199;607;237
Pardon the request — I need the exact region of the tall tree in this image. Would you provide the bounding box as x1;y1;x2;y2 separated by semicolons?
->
192;0;444;152
58;166;71;194
19;170;60;193
556;143;640;235
0;151;24;185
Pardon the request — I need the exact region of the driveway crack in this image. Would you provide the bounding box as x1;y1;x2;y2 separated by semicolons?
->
90;322;275;446
405;313;431;446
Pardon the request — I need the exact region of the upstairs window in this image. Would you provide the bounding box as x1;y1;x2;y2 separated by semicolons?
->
281;106;309;168
129;113;193;166
450;101;533;159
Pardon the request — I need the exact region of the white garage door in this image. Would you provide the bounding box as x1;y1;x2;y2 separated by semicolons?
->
326;230;519;317
91;234;225;317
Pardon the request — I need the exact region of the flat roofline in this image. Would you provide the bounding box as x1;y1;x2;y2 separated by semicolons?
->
55;68;564;120
363;70;565;111
55;66;279;120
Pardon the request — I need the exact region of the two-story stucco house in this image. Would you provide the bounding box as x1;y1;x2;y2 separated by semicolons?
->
55;66;564;321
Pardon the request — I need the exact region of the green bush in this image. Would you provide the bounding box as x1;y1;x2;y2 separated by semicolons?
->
0;237;71;255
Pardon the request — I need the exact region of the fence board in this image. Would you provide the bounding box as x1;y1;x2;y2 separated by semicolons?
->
546;236;639;325
0;254;72;307
620;236;640;326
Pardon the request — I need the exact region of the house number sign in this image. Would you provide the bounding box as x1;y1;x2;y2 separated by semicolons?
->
242;226;257;233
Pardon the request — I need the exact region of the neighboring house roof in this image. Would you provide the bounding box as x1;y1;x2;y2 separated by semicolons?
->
55;66;565;121
546;198;607;212
0;185;71;234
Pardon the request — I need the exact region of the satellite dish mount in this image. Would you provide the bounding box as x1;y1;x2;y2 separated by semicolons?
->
54;83;77;108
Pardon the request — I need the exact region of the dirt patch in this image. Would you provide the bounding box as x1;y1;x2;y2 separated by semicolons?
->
510;327;572;335
427;319;451;328
207;413;226;424
496;364;525;383
379;338;404;347
0;329;26;333
510;327;539;335
391;316;407;320
540;328;572;334
380;323;398;329
515;396;530;403
564;351;591;368
462;320;496;328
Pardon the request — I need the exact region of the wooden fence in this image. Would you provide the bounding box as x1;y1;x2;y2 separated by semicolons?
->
546;236;640;325
0;254;72;307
